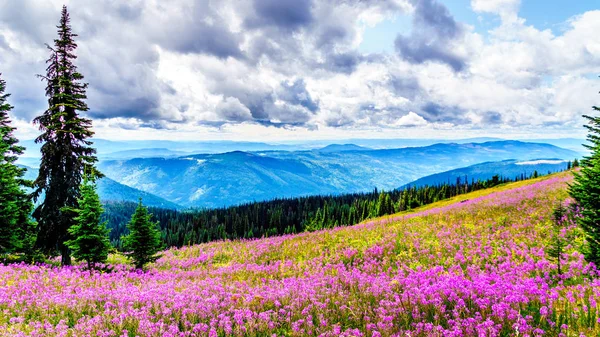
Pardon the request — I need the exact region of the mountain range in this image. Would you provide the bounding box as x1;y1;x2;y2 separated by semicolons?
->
400;159;570;189
97;140;578;208
17;137;587;166
20;166;180;209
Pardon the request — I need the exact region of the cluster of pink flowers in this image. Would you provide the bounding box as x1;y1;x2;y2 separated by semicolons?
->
1;173;598;336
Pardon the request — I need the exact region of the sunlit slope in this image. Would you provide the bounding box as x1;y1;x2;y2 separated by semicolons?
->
2;171;598;336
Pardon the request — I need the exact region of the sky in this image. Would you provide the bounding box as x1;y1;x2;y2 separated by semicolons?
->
0;0;599;141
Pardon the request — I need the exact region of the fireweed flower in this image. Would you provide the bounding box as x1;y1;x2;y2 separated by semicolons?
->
0;173;599;336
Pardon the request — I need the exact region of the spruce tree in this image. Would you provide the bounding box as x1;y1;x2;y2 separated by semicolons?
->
569;99;600;265
0;74;35;257
64;178;111;269
546;202;567;275
122;199;163;270
32;6;101;265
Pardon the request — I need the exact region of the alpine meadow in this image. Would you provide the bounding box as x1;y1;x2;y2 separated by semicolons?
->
1;1;600;337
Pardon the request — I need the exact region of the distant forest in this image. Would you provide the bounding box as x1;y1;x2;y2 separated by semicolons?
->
104;169;568;249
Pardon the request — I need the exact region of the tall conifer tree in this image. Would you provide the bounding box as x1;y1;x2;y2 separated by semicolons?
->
569;86;600;265
65;178;111;269
33;6;101;265
0;74;35;257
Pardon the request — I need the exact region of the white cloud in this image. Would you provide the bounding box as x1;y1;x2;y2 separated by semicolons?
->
0;0;598;141
471;0;520;21
394;111;428;127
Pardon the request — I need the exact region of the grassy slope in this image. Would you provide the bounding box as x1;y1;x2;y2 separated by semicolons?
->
2;171;598;336
158;171;572;268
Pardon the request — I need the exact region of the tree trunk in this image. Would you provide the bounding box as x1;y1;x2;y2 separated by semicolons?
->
61;244;71;266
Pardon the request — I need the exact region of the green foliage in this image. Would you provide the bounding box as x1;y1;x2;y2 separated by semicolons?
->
65;178;111;269
121;200;163;270
376;192;395;217
569;101;600;265
547;201;568;275
32;6;102;265
0;73;36;258
104;170;556;249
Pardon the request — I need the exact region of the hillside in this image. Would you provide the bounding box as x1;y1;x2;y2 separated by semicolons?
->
20;166;180;209
2;171;598;335
400;158;569;188
98;140;578;208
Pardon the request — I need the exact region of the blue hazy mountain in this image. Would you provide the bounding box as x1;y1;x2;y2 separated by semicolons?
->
316;144;371;152
18;137;586;163
20;166;180;209
97;141;578;208
400;159;570;189
99;148;190;160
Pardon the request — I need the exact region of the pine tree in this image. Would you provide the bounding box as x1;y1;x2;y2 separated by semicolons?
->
376;192;387;217
64;178;111;269
122;199;163;270
32;6;101;265
569;100;600;265
0;74;35;257
546;202;567;275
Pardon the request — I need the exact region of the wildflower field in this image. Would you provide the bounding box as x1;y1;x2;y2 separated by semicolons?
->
1;172;599;337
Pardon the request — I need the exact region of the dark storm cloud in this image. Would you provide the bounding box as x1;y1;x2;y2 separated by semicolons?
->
243;0;371;75
215;97;253;122
208;77;318;126
0;0;176;124
481;111;503;125
395;0;466;72
156;1;243;58
0;1;55;45
278;79;319;113
316;26;347;48
88;97;161;120
246;0;314;31
162;25;242;59
421;102;469;124
325;52;362;74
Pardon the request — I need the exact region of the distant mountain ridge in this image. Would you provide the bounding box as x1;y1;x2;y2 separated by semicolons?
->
400;159;570;189
98;140;578;208
20;166;180;209
316;144;371;152
17;137;586;163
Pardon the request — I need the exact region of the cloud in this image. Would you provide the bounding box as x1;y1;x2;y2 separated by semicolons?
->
395;0;467;72
277;79;319;113
421;102;469;124
246;0;314;31
0;0;598;140
480;111;503;125
215;97;253;122
394;111;428;127
150;1;243;58
471;0;520;20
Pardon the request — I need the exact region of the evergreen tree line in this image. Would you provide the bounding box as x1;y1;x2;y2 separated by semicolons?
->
0;6;161;270
103;170;570;249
